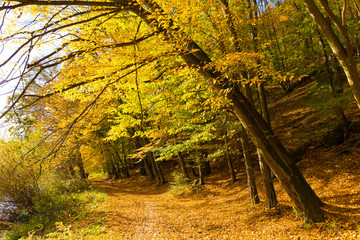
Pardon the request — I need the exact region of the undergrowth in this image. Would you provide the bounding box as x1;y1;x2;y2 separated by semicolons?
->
4;179;108;240
168;171;196;196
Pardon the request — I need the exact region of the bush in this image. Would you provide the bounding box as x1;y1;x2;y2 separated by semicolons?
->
52;176;92;194
168;171;193;196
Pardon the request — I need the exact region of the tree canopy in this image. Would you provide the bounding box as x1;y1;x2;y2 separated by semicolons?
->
1;0;360;227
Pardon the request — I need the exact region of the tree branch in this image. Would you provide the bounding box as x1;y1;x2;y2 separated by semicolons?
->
0;0;135;10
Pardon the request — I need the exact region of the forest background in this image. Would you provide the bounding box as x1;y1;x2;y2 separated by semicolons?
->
1;0;360;238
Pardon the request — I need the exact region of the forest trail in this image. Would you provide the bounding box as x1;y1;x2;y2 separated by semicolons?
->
80;162;360;240
87;176;286;240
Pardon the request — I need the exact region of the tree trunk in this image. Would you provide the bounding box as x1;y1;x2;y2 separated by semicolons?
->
144;157;155;180
198;164;205;185
121;144;131;178
139;159;147;176
241;127;260;204
151;153;166;185
189;160;198;179
178;152;189;179
258;82;278;208
148;153;159;180
229;85;324;222
75;147;87;179
203;160;211;176
258;150;277;208
225;135;236;183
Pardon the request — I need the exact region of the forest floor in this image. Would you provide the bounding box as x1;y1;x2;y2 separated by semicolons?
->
64;82;360;239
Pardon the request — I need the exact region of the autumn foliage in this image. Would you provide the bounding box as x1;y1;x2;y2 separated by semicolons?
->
1;0;360;238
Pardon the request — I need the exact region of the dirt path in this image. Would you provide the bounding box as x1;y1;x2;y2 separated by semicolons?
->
88;177;249;239
72;161;360;240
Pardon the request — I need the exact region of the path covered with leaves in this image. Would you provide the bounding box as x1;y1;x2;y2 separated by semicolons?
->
75;157;360;240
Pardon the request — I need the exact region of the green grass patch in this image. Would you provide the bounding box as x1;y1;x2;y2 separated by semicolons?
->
4;181;107;240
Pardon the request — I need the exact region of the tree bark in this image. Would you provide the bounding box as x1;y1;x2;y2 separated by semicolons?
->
189;160;198;179
240;83;260;204
230;85;323;222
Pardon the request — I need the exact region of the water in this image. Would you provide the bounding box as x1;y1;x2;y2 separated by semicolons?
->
0;201;17;222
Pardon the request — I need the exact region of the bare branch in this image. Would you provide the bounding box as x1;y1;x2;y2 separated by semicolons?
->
0;0;135;10
1;67;44;119
28;31;156;68
0;8;122;68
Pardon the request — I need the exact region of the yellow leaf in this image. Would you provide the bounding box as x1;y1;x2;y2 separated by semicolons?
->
279;15;289;22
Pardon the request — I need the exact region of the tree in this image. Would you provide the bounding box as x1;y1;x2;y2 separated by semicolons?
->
0;0;325;222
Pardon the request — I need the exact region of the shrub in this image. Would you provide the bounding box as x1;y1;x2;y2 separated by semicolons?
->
168;171;193;196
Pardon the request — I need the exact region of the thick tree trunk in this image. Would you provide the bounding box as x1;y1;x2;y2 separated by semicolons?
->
229;85;324;222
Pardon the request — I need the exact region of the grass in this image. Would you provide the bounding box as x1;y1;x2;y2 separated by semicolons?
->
4;184;107;240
